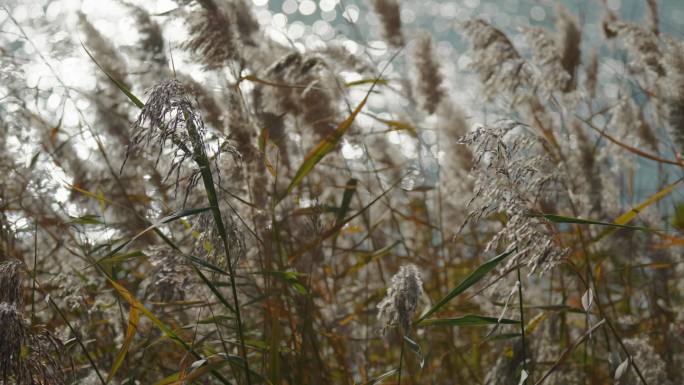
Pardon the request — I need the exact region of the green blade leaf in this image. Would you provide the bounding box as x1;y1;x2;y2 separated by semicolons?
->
95;206;212;265
417;249;513;322
418;314;519;327
82;43;144;109
335;178;358;225
542;214;658;232
359;369;398;385
69;214;104;225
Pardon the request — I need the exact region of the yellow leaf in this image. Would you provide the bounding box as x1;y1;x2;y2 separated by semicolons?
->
524;312;548;336
69;184;116;207
595;177;683;242
106;277;190;351
106;304;140;383
97;188;107;212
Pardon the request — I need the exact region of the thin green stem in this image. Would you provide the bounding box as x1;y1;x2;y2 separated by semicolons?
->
517;267;528;384
31;220;37;322
397;333;405;385
185;115;252;385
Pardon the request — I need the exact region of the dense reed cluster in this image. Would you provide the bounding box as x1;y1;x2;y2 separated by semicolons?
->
1;0;684;384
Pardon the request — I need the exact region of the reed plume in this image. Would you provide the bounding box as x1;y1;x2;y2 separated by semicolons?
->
377;264;425;334
372;0;404;47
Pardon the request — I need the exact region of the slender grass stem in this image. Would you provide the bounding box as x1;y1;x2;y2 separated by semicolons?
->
517;267;528;383
397;333;405;385
185;114;252;385
31;220;37;322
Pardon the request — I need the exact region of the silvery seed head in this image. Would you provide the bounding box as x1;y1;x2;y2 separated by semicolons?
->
0;303;28;380
0;259;23;306
0;303;70;385
123;79;205;177
377;264;425;334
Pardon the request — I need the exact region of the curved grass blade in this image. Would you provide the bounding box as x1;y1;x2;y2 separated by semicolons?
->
107;277;190;348
417;249;514;322
403;335;425;369
418;314;519;327
93;207;212;266
280;90;371;202
594;177;684;242
359;369;398;385
345;78;389;87
542;214;659;232
534;319;606;385
335;178;358;225
82;43;144;109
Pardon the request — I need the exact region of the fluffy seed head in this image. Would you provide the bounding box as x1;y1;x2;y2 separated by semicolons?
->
523;26;572;93
0;303;70;385
261;52;341;139
460;122;567;272
372;0;404;47
585;47;599;98
645;0;659;36
609;21;665;76
462;19;529;100
661;39;684;155
377;264;425;334
555;4;581;89
192;212;246;269
412;31;445;114
183;0;238;69
143;246;191;303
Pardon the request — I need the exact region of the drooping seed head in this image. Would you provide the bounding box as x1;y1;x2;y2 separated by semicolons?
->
122;79;206;189
0;303;28;379
0;259;23;306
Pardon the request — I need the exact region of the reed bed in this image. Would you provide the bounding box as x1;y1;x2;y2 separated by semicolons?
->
1;1;683;384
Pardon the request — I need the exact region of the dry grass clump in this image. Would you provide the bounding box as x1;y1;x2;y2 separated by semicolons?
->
2;1;684;384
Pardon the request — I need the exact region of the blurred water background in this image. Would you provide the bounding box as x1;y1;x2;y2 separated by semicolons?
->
1;0;683;203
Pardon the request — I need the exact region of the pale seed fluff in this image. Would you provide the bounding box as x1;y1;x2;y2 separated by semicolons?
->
377;264;425;334
522;26;572;93
608;21;665;76
661;38;684;156
461;19;530;101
